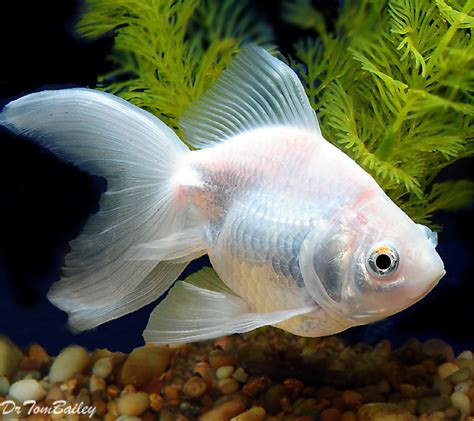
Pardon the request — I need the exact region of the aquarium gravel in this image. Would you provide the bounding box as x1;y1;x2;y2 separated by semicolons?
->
1;331;474;420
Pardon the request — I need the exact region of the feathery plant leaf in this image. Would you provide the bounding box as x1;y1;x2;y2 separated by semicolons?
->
285;0;474;226
77;0;273;136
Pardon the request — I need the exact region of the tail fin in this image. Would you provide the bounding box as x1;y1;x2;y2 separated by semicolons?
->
1;88;204;330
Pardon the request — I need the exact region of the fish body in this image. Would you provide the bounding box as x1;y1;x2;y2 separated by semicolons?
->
0;46;445;344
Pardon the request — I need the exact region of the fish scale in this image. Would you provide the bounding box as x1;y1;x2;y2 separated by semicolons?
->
187;131;321;316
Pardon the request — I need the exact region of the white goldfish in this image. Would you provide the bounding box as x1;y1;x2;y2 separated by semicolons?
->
0;46;445;344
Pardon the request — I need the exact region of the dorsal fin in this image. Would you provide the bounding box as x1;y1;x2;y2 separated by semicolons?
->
180;45;320;149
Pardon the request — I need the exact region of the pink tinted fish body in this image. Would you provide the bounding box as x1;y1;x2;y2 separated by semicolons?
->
0;46;445;344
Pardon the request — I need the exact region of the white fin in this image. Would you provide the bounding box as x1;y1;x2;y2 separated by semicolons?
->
143;268;314;344
127;226;206;263
0;88;202;330
180;45;320;149
68;261;188;332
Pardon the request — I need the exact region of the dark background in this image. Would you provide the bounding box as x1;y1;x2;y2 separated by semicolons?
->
0;0;472;355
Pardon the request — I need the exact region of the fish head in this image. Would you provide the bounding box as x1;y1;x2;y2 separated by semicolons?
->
300;192;445;326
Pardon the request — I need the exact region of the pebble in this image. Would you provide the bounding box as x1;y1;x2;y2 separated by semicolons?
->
264;384;287;414
200;399;246;421
0;338;21;378
432;377;452;395
217;365;235;379
320;407;341;421
232;367;249;383
164;385;181;406
218;378;240;395
231;406;266;421
357;403;412;420
447;366;471;384
0;376;10;395
399;383;416;398
49;345;90;383
437;362;459;379
417;395;451;413
45;385;64;401
422;339;454;361
208;349;236;369
117;391;150;416
242;376;268;397
90;373;106;392
9;378;47;402
92;357;113;379
119;346;170;388
458;350;473;360
149;392;163;412
341;390;363;407
341;411;357;421
183;376;207;398
450;391;470;415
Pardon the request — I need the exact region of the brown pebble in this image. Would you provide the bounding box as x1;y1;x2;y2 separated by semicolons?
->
183;376;207;398
19;356;41;371
320;407;341;421
107;384;121;399
341;390;363;407
149;392;163;412
200;399;246;421
119;346;170;388
399;383;416;398
165;384;182;406
341;411;357;421
208;349;237;369
264;384;287;415
357;403;411;420
28;344;49;363
242;376;269;397
283;378;304;399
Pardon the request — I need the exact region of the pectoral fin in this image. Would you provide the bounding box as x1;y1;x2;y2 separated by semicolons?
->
143;268;314;344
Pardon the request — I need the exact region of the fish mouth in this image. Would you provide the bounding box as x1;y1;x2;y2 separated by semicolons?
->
417;269;445;301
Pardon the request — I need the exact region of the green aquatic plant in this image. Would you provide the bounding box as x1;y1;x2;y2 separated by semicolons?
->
77;0;273;135
77;0;473;226
284;0;473;225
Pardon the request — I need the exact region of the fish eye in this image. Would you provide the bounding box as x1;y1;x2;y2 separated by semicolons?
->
367;244;399;277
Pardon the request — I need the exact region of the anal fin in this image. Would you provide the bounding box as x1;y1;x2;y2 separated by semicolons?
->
143;268;313;344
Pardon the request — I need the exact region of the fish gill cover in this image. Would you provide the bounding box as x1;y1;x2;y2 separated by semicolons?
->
76;0;473;228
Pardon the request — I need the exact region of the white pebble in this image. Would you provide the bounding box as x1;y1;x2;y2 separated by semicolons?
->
216;365;234;380
232;367;248;383
9;378;47;402
457;350;473;360
117;417;142;421
451;391;470;415
92;357;113;378
89;374;106;392
117;391;150;416
49;345;90;383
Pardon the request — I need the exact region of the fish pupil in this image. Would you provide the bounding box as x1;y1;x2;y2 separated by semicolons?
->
376;253;392;270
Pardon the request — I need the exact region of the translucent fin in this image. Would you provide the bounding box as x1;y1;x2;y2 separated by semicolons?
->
143;268;313;344
180;45;320;149
67;261;188;331
127;226;206;262
1;88;195;330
